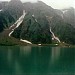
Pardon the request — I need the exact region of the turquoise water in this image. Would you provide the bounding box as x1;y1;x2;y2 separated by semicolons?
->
0;46;75;75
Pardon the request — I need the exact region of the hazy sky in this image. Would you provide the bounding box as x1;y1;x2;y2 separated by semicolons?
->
0;0;75;9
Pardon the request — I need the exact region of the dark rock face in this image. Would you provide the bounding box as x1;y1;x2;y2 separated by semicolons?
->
0;0;23;32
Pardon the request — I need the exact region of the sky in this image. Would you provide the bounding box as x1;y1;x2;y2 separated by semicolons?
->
0;0;75;9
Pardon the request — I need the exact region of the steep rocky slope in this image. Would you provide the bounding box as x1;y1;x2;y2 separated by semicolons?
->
0;0;24;32
12;1;75;44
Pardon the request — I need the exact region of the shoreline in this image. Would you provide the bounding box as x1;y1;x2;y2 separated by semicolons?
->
0;43;75;48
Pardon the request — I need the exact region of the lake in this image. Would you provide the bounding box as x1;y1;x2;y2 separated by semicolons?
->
0;46;75;75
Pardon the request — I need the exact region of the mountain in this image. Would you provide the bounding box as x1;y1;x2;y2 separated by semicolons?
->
12;1;57;44
0;0;24;32
62;7;75;28
12;13;52;44
12;1;75;45
55;7;75;27
0;0;75;45
0;1;8;10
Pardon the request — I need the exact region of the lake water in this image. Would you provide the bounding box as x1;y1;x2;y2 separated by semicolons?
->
0;46;75;75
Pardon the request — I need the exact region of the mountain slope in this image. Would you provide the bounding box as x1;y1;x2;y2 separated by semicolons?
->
50;18;75;44
12;1;75;44
0;0;75;45
0;0;24;32
63;7;75;28
12;13;52;44
55;7;75;27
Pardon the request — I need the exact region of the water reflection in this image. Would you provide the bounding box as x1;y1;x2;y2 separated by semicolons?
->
7;49;12;63
0;46;75;75
20;46;31;56
51;47;60;63
15;60;23;74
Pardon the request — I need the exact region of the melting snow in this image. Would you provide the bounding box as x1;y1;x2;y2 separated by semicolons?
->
20;39;32;44
62;10;68;14
46;16;53;20
9;31;14;37
8;10;32;44
32;14;38;22
0;9;2;11
9;24;15;29
0;9;2;12
15;20;23;28
35;18;37;22
38;44;41;46
32;14;34;17
50;27;61;43
9;10;26;37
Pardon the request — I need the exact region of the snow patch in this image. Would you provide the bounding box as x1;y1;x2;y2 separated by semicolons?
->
9;24;15;29
9;31;14;37
35;18;37;22
62;10;68;14
15;10;26;29
20;39;32;44
55;44;58;45
32;14;38;22
9;10;26;37
46;16;53;20
0;9;2;12
52;38;54;40
50;27;61;43
38;44;41;46
15;20;23;28
32;14;34;17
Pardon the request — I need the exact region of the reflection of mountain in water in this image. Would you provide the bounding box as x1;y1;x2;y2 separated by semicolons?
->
20;46;31;56
0;46;75;74
51;47;60;63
